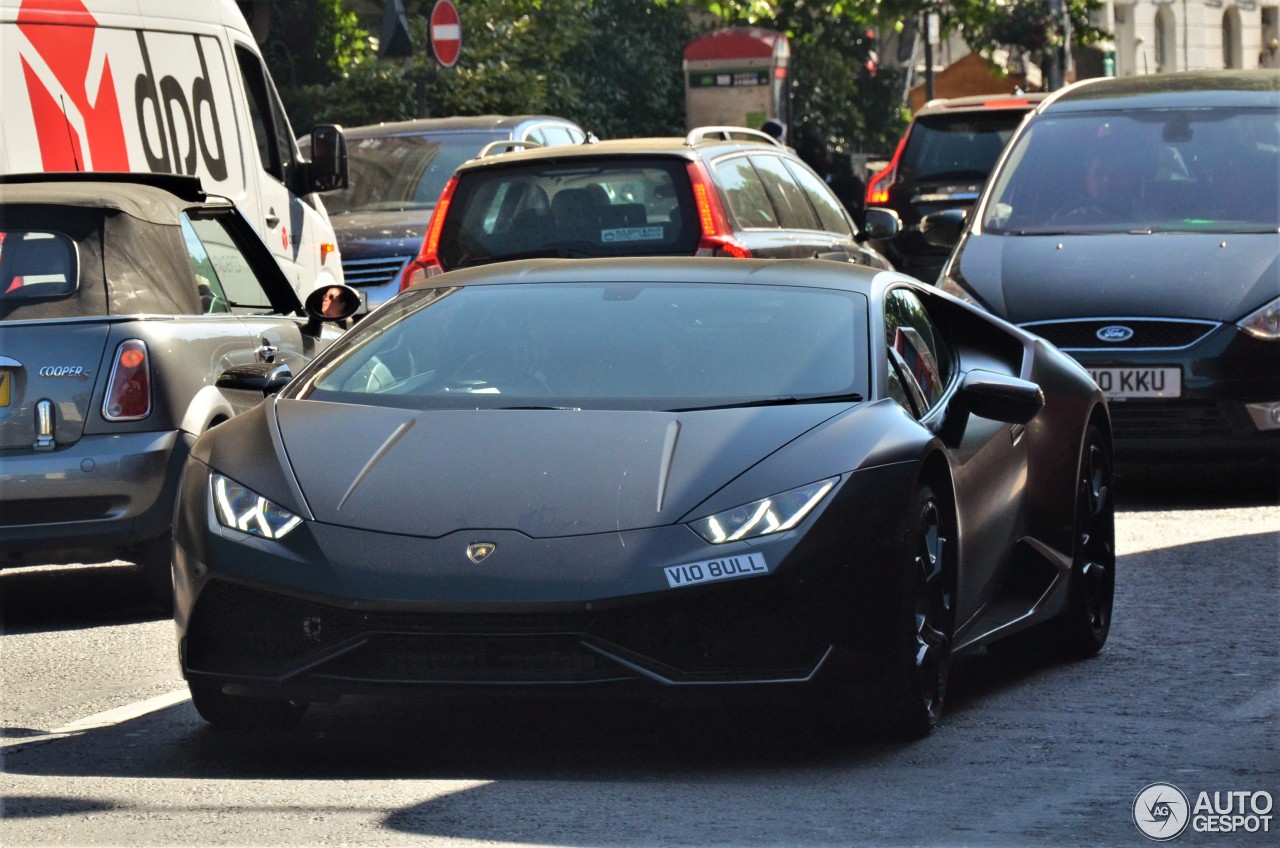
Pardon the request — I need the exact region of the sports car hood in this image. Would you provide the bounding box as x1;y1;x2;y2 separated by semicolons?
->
330;208;430;250
273;400;847;538
957;232;1279;323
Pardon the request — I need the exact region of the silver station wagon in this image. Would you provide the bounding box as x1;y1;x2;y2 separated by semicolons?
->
0;173;357;604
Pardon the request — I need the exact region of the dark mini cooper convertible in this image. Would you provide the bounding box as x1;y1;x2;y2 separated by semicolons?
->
175;257;1114;736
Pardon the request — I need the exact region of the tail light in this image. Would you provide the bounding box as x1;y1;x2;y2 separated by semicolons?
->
686;161;752;259
865;130;910;206
400;176;459;291
103;339;150;421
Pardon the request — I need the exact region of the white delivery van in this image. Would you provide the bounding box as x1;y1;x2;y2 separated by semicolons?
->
0;0;349;295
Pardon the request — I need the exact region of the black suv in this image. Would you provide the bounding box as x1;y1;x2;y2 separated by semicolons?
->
400;127;890;288
301;115;588;308
863;93;1046;282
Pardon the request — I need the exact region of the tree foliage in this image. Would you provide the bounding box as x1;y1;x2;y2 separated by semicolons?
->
261;1;1107;152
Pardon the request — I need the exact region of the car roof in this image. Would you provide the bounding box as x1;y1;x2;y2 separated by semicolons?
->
340;115;583;139
1038;69;1280;113
914;92;1050;117
0;172;218;223
418;256;892;295
454;131;787;171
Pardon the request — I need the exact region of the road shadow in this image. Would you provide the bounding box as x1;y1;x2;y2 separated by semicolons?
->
1115;458;1279;509
2;532;1272;782
0;561;168;635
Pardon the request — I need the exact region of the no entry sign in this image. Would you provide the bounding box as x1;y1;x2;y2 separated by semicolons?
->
430;0;461;68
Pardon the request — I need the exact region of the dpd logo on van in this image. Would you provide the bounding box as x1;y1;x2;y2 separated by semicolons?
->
17;0;129;171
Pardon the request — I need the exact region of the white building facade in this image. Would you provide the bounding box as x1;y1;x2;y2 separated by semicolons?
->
1100;0;1279;75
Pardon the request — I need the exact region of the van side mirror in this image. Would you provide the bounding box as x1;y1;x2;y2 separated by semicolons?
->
305;125;348;193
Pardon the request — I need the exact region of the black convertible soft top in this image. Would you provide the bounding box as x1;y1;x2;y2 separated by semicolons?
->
0;174;229;321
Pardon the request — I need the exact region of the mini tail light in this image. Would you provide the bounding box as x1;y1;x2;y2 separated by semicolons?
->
400;176;458;291
103;339;151;421
866;131;910;206
686;161;752;259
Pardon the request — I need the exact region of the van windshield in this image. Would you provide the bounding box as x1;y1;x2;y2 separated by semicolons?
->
981;108;1280;235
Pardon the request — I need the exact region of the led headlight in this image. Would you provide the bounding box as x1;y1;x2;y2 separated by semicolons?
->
1239;296;1280;341
689;478;838;544
211;473;302;539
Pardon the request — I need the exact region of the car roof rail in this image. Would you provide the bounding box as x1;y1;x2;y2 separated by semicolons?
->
685;126;782;147
476;139;544;158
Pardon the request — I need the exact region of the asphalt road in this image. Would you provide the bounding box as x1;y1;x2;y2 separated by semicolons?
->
1;463;1276;847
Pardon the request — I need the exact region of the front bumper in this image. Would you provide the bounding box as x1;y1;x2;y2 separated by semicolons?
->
1030;323;1280;462
174;460;911;702
0;429;192;566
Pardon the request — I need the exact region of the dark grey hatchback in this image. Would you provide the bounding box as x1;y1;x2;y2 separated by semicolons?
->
0;173;356;601
930;71;1280;464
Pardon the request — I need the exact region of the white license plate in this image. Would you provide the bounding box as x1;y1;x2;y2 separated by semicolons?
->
1088;367;1181;399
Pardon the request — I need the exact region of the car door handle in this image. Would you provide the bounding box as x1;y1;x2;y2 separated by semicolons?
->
256;342;279;362
265;209;280;229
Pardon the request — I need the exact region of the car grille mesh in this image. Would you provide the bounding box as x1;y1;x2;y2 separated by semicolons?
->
1022;319;1218;350
1108;400;1234;440
340;255;412;288
184;579;829;684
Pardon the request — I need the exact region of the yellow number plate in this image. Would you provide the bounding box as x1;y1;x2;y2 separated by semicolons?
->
0;370;9;407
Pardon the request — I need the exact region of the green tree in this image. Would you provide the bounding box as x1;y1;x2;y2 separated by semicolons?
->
946;0;1109;72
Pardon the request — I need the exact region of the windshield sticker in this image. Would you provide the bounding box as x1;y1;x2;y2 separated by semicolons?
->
664;552;768;589
602;226;665;243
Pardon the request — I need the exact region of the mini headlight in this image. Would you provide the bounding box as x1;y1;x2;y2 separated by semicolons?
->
689;478;838;544
210;473;302;539
1239;296;1280;341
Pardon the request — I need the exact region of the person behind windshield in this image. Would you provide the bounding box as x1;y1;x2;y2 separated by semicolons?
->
1055;148;1137;223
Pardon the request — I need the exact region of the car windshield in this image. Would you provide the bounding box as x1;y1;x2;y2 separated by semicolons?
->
438;159;701;267
899;111;1028;183
294;281;868;411
981;107;1280;235
321;131;501;216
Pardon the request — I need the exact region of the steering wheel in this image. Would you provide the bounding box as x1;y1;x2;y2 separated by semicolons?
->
341;355;396;393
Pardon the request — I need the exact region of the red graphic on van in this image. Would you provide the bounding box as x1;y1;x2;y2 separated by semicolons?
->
17;0;129;171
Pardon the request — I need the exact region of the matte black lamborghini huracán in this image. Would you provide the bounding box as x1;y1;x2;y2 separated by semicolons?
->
175;257;1115;737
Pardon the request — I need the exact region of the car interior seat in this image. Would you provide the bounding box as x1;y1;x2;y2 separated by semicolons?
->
552;188;603;237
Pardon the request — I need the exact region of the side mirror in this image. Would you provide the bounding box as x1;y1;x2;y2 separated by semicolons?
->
949;369;1044;425
305;124;348;193
920;208;967;249
303;283;361;334
862;207;901;241
216;362;294;396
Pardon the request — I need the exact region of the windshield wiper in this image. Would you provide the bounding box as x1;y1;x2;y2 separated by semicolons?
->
668;392;863;413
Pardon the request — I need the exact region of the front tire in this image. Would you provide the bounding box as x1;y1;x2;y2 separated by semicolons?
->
134;534;175;613
1053;424;1116;657
189;682;309;729
880;482;955;738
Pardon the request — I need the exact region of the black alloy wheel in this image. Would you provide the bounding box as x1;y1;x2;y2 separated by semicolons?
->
188;682;309;730
1057;424;1116;657
883;482;955;738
